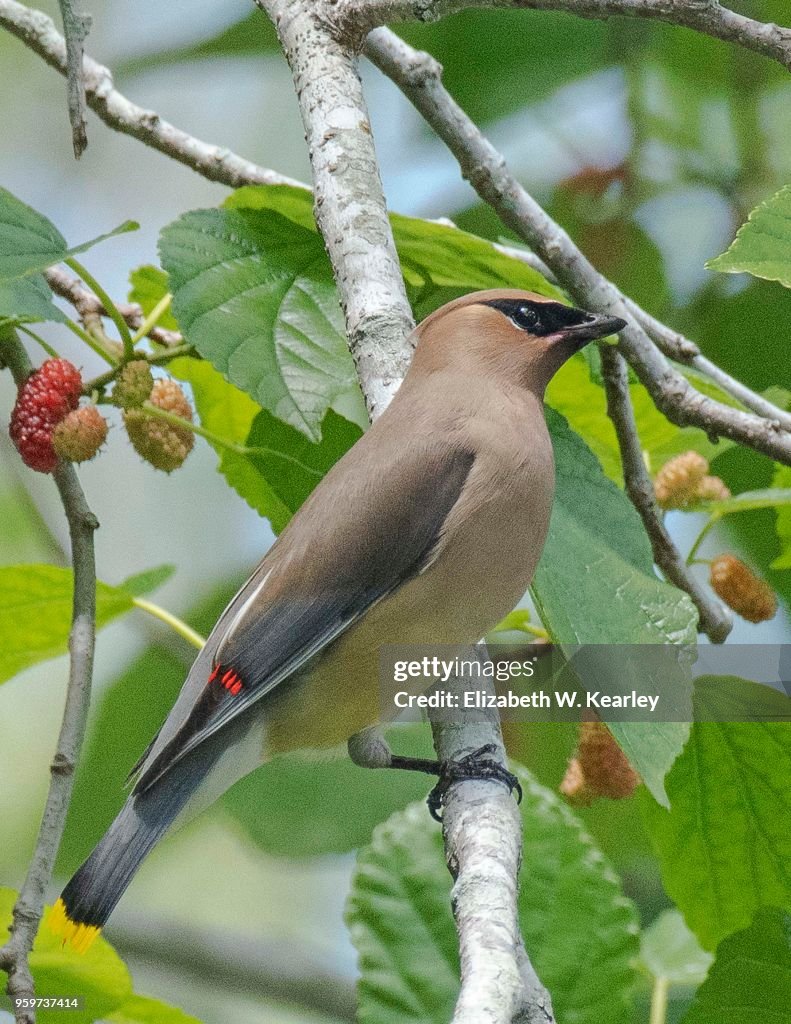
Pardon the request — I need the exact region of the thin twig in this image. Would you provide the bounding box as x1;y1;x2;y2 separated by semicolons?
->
363;28;791;470
0;0;304;190
0;330;99;1024
599;345;731;641
56;0;90;157
337;0;791;73
44;266;183;349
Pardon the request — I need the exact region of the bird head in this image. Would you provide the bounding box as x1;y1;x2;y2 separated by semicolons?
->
413;289;626;395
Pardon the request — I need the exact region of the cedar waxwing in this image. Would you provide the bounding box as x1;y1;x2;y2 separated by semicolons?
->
50;289;625;951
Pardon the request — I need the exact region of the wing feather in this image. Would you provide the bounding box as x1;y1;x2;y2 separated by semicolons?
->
133;444;474;793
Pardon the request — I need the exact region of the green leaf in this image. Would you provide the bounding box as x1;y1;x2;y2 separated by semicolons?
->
0;274;68;326
169;355;361;532
707;487;791;517
226;184;559;300
681;908;791;1024
118;564;176;598
158;207;362;440
107;995;203;1024
639;910;713;988
347;766;639;1024
242;408;362;532
771;465;791;570
128;264;180;331
0;888;132;1024
225;724;436;857
0;565;133;685
545;355;727;483
391;212;559;300
641;682;791;950
0;186;137;281
532;409;697;805
707;183;791;287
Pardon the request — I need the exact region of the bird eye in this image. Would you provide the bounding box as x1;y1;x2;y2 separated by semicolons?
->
514;306;540;331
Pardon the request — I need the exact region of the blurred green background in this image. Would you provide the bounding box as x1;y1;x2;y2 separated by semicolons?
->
1;2;790;1021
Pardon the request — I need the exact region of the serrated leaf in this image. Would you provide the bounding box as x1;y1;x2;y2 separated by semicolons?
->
0;565;133;685
0;888;132;1024
639;910;712;987
532;409;697;805
159;207;361;440
346;767;639;1024
118;564;176;597
707;183;791;287
641;681;791;950
0;274;68;325
107;995;203;1024
0;187;137;281
681;908;791;1023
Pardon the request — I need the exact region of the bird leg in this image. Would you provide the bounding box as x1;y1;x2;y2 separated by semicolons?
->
348;731;522;821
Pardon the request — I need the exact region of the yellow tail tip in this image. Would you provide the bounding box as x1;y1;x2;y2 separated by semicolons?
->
48;898;101;954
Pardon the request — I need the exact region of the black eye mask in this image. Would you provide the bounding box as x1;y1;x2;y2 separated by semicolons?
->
482;298;597;336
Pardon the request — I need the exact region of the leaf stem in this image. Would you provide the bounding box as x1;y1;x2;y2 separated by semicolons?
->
64;317;118;365
81;344;194;395
686;516;719;565
649;976;669;1024
132;596;206;649
17;324;61;359
140;403;325;477
66;256;135;359
130;292;173;345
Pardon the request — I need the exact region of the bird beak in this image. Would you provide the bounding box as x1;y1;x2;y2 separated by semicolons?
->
549;312;627;349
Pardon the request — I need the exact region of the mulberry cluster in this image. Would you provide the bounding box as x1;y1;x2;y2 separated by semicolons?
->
710;554;777;624
654;451;731;510
112;359;154;410
53;406;109;463
124;378;194;473
560;721;640;806
9;359;84;472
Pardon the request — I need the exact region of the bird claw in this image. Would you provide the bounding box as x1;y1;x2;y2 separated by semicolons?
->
427;743;523;822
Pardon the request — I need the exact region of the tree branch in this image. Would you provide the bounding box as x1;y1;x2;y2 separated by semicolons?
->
0;0;303;190
44;266;184;351
56;0;90;157
0;332;100;1024
256;4;540;1020
599;345;731;641
431;674;555;1024
363;29;791;471
337;0;791;73
255;0;414;417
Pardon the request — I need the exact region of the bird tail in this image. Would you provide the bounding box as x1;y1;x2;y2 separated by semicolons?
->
50;752;212;953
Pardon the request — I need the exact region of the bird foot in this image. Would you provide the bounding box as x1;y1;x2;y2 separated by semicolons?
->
389;743;522;822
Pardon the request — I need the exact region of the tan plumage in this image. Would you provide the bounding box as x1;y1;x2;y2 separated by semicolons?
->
52;288;625;947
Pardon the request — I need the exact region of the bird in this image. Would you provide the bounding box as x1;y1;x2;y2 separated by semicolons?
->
50;288;625;952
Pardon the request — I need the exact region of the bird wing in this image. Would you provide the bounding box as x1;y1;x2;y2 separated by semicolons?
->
133;442;475;793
